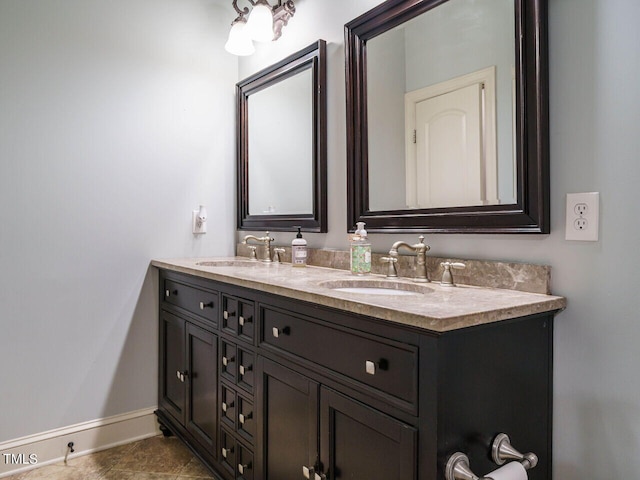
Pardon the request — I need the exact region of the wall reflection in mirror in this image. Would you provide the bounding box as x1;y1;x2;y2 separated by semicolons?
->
366;0;516;211
248;68;313;216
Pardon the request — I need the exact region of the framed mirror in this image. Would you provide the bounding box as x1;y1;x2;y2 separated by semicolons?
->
237;40;327;232
345;0;549;233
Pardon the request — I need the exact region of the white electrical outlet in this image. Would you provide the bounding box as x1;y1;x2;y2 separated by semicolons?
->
566;192;599;241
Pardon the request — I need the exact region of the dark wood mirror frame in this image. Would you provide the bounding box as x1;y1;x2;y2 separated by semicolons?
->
345;0;549;233
237;40;327;232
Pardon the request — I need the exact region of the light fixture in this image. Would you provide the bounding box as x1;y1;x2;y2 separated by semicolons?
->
224;16;255;56
225;1;296;56
246;0;274;42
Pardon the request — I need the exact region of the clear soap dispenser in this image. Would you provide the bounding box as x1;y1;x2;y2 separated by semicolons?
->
350;222;371;275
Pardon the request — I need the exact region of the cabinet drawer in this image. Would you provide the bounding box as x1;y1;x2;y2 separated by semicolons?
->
238;348;255;393
163;278;218;325
261;307;417;405
237;395;255;443
220;427;237;478
221;341;237;384
237;444;254;480
222;295;255;343
221;385;236;430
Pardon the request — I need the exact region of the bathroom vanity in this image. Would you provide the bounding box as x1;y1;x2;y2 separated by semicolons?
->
152;258;564;480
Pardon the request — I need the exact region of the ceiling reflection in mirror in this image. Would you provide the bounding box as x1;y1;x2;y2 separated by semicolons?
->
366;0;516;211
248;68;313;216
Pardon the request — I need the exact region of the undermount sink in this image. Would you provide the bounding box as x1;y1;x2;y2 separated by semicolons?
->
196;260;266;268
319;279;432;296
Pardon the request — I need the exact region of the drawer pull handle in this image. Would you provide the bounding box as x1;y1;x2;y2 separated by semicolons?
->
303;466;315;478
365;360;376;375
222;401;234;412
222;356;235;367
238;462;251;475
222;446;234;458
239;364;252;376
272;326;290;338
365;359;389;375
239;412;252;424
199;301;213;310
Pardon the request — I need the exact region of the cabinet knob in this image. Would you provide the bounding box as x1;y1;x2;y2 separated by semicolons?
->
221;446;234;458
224;310;236;320
239;412;252;424
238;462;251;475
222;356;235;367
303;466;315;479
239;316;245;326
272;326;290;338
365;360;376;375
222;401;234;413
176;370;188;382
239;364;252;376
199;301;213;310
365;359;388;375
165;289;170;297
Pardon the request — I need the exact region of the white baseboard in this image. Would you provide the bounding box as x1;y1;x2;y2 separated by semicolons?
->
0;407;161;478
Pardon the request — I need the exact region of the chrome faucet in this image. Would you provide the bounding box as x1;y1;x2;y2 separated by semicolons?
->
242;231;275;262
383;235;430;282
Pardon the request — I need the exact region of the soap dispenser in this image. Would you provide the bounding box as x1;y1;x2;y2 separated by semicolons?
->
291;226;307;267
350;222;371;275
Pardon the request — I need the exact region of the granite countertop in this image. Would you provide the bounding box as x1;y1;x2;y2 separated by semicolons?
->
151;257;566;333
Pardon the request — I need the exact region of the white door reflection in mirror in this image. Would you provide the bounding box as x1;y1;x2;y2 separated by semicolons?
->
405;67;498;209
366;0;515;212
248;68;313;216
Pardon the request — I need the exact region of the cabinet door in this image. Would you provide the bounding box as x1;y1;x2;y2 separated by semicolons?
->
186;323;218;454
256;357;319;480
320;387;417;480
160;311;186;424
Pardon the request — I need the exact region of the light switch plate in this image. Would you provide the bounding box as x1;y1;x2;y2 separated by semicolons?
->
192;210;206;234
565;192;599;241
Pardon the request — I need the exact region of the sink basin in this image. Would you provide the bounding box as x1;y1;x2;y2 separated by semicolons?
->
196;260;267;268
319;279;432;296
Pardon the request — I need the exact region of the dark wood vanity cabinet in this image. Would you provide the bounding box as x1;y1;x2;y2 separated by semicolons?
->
159;310;218;459
158;274;220;465
156;269;555;480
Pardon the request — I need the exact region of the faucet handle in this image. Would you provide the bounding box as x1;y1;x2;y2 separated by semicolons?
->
273;248;285;263
247;246;258;261
380;256;398;278
440;262;466;287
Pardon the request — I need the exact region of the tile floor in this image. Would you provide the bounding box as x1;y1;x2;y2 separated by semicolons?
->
5;436;215;480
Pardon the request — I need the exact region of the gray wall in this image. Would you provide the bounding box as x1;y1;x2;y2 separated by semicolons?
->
238;0;640;478
0;0;237;442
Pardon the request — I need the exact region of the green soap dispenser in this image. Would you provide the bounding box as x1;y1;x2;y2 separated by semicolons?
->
350;222;371;275
291;226;307;267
